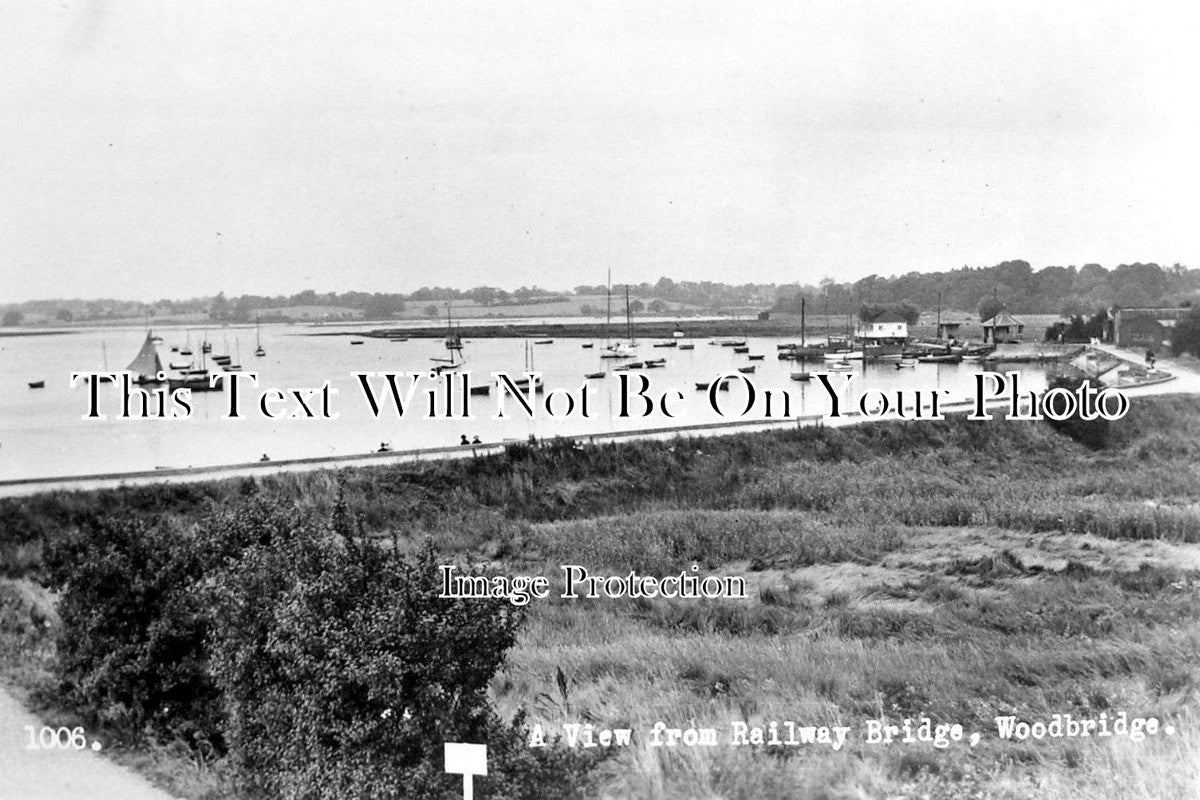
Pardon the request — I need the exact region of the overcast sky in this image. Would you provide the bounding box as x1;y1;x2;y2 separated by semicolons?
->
1;1;1197;301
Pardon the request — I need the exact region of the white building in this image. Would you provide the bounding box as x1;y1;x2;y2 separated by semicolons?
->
858;312;908;341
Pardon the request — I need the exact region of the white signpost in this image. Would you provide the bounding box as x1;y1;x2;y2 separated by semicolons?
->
444;742;488;800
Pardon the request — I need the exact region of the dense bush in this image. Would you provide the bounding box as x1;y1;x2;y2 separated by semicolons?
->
1044;309;1108;343
1042;373;1110;449
46;493;602;799
1171;305;1200;357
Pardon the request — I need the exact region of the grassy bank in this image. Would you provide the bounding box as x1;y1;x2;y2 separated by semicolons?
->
1;397;1198;798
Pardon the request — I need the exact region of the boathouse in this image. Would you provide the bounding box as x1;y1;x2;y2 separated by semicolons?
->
859;312;908;342
1111;307;1190;349
982;313;1024;344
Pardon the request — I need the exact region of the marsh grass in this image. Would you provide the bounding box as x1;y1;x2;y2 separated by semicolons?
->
2;396;1200;798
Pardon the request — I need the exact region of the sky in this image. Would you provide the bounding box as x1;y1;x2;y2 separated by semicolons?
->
1;1;1198;302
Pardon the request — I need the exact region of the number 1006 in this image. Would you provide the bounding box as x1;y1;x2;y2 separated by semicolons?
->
24;726;89;750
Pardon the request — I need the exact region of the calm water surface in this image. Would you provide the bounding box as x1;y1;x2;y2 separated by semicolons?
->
0;323;1048;480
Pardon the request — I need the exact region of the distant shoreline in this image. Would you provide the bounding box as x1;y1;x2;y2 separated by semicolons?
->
326;318;883;340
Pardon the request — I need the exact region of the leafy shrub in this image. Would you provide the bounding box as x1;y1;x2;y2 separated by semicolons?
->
1042;373;1110;449
47;493;603;799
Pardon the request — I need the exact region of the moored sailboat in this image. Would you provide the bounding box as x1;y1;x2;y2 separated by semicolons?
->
126;330;166;384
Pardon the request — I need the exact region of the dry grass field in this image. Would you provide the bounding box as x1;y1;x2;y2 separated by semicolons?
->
0;396;1197;798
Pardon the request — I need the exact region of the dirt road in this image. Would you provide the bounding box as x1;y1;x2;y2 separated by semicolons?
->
0;689;175;800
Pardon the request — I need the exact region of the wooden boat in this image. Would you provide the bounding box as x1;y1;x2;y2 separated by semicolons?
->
502;342;545;391
732;346;750;354
600;343;636;359
581;343;594;349
916;353;961;364
254;315;266;357
678;343;695;350
747;354;764;361
534;339;553;345
644;357;666;365
824;350;862;361
780;345;825;360
895;358;918;369
126;330;166;384
652;341;677;348
389;337;408;342
350;340;364;345
823;361;855;372
695;379;731;391
469;384;491;395
643;361;665;368
583;371;605;379
168;370;221;392
599;271;638;359
738;366;755;374
27;380;45;389
509;375;544;393
790;372;811;382
614;361;644;370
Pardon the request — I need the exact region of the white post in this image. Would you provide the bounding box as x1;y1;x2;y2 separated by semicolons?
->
445;743;487;800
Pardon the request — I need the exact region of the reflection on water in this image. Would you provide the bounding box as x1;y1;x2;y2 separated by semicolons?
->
0;324;1048;480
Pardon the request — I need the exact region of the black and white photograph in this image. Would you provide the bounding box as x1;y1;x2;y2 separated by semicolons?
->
1;2;1199;798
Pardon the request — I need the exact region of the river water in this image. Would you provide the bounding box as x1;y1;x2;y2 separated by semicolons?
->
0;322;1049;480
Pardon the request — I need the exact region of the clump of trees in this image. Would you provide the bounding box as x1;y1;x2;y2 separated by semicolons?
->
1044;310;1109;343
1042;373;1110;450
46;492;601;799
1171;305;1200;358
856;302;919;325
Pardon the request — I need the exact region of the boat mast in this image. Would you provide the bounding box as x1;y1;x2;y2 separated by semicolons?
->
800;296;806;347
625;285;633;345
823;290;830;344
606;268;612;346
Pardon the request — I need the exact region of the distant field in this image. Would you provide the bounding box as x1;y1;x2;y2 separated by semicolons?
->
392;294;710;320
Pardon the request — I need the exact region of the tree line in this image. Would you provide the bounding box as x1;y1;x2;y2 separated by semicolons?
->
4;260;1196;325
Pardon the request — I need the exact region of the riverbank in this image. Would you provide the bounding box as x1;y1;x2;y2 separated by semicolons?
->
0;390;1118;499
